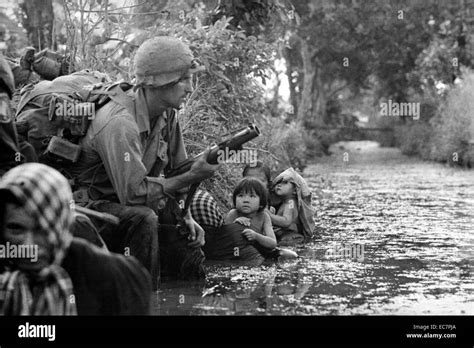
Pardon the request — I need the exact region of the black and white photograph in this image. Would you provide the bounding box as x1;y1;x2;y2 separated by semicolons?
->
0;0;473;346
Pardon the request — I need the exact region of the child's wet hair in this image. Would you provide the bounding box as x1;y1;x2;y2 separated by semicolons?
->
242;161;271;186
232;177;269;212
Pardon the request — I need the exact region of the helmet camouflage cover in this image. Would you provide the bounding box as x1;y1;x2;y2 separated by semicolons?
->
134;36;204;88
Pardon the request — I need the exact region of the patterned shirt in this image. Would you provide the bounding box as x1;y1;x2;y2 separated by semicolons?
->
72;89;187;213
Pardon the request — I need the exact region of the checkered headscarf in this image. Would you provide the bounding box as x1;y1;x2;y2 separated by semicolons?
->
0;163;76;315
190;190;223;228
0;163;74;265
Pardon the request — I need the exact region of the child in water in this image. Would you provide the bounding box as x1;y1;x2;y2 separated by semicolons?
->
268;177;301;244
242;163;304;244
267;168;316;245
242;161;276;211
224;177;277;250
242;161;271;191
240;163;300;257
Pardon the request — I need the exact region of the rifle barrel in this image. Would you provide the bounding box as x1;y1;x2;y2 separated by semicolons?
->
166;124;260;177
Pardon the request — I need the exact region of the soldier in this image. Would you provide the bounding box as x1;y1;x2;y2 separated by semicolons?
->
70;37;220;289
0;54;21;176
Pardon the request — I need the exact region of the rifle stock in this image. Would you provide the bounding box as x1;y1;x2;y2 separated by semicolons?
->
167;123;260;178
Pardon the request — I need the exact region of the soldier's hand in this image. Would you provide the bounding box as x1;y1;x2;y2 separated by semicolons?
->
185;217;205;248
189;147;220;181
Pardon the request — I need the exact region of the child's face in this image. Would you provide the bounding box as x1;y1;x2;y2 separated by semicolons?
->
273;179;296;198
235;189;261;215
244;168;268;186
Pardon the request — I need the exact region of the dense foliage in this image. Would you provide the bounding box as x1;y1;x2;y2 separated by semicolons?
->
4;0;474;191
57;1;301;208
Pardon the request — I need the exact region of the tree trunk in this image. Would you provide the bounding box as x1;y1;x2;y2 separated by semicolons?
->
296;38;315;124
310;68;327;127
20;0;55;50
282;46;300;119
270;66;281;117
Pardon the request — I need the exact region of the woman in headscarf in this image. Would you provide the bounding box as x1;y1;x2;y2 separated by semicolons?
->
0;163;151;315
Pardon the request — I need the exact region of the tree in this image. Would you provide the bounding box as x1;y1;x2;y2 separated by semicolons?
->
206;0;294;39
206;0;297;118
409;11;474;95
283;0;473;128
19;0;55;50
283;1;382;126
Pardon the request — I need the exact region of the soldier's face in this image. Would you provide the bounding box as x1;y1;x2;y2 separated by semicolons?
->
159;71;193;109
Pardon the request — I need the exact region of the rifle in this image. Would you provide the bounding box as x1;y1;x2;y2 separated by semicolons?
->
74;205;120;225
166;123;260;178
165;123;261;221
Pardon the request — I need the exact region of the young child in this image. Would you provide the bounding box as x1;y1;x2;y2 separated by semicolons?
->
239;165;299;259
267;168;316;245
242;161;277;212
242;161;271;190
224;177;277;250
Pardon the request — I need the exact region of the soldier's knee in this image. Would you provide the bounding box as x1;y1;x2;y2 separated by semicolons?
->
132;207;159;242
139;207;158;225
131;206;158;236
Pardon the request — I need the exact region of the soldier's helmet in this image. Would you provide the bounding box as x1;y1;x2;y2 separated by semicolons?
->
0;54;14;98
134;36;204;89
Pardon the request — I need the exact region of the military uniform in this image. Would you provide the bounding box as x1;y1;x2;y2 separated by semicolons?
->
0;54;21;176
71;88;206;289
70;37;208;289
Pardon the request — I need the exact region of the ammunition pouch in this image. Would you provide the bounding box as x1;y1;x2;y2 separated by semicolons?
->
48;93;93;136
43;135;82;163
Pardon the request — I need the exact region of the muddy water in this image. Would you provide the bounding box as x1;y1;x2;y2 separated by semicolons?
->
154;141;474;315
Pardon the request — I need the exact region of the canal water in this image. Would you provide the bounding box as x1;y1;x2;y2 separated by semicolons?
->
154;141;474;315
